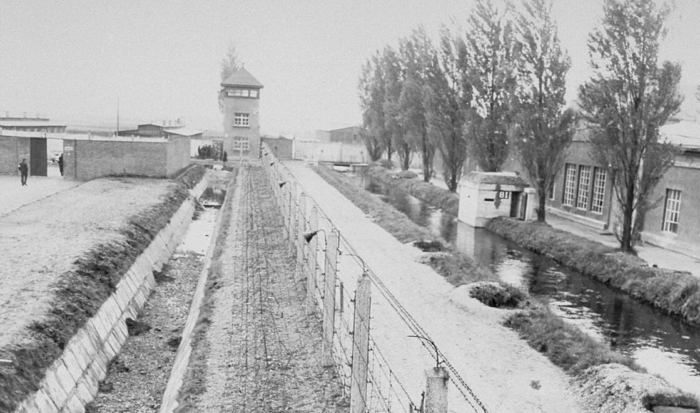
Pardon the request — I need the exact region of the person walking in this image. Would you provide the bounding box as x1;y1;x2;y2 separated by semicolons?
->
58;154;64;176
18;158;28;186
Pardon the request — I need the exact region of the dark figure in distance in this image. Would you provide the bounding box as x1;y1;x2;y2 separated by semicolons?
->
18;159;28;186
58;154;64;176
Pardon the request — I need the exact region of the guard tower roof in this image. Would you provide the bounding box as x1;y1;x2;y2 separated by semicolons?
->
221;67;264;88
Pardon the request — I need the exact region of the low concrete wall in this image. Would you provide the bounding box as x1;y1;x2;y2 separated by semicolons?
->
13;173;210;413
159;172;232;413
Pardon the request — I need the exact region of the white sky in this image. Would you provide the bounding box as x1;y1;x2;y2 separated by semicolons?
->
1;0;699;136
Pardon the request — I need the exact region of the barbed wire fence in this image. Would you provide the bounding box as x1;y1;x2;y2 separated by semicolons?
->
261;145;488;413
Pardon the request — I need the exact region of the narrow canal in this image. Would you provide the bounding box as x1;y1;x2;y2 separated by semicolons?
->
350;172;700;397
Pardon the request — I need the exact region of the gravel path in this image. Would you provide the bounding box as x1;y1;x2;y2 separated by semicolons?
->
192;165;347;412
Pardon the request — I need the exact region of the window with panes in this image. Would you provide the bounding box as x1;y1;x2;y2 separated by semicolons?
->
591;168;606;213
233;113;249;127
563;164;577;206
662;189;682;233
576;166;592;209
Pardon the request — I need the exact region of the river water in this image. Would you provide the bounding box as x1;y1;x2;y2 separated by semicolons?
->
352;173;700;397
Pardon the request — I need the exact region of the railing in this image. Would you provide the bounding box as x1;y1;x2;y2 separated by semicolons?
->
261;145;488;413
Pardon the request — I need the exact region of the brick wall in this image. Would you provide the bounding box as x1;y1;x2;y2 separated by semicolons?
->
63;138;190;181
0;137;30;175
261;137;293;159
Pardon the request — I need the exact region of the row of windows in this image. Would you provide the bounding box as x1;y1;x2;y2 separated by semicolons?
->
562;163;607;214
560;163;683;234
3;127;64;133
227;88;259;98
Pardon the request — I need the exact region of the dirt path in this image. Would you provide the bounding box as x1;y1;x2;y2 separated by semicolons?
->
283;160;586;413
0;178;175;351
191;165;347;412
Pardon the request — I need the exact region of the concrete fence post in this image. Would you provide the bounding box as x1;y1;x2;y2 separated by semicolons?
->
424;367;449;413
296;193;306;277
307;207;319;315
322;229;339;367
288;183;296;253
282;183;289;239
350;271;371;413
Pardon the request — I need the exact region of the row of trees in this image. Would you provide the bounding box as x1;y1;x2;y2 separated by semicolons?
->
358;0;682;252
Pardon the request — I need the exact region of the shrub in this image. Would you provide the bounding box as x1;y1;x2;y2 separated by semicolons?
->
469;282;528;308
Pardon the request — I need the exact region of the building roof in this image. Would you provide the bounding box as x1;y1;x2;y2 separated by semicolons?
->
661;121;700;150
163;128;203;137
221;67;264;88
0;120;66;128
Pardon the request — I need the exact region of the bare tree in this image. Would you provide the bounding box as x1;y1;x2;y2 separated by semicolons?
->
219;43;241;113
578;0;683;252
512;0;576;222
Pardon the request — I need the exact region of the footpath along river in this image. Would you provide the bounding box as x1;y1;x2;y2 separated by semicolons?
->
346;171;700;398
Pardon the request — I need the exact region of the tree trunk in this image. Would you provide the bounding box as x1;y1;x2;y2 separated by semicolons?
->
537;191;547;222
620;188;636;252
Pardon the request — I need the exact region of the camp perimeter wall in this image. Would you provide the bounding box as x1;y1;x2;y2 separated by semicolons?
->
12;174;210;413
63;136;190;181
0;137;30;175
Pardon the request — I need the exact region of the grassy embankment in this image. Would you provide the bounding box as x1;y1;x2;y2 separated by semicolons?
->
319;164;700;409
0;165;206;413
487;217;700;326
175;166;238;412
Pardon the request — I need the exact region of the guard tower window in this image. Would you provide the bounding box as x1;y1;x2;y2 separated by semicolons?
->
233;136;250;151
234;113;249;127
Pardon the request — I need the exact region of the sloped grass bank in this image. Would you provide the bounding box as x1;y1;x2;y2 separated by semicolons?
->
365;164;459;215
487;217;700;326
0;167;205;413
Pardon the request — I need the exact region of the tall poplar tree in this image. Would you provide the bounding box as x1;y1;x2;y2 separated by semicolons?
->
463;0;520;172
383;46;412;170
359;53;390;161
218;43;241;113
512;0;576;222
578;0;683;252
425;28;471;192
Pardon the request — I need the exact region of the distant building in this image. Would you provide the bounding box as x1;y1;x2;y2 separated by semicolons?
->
220;67;264;158
329;126;362;144
502;120;700;258
117;121;202;140
0;115;66;133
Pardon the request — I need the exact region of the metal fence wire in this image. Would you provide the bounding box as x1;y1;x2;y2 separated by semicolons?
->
260;146;488;413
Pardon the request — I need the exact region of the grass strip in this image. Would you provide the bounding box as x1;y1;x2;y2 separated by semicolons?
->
365;164;460;215
0;171;204;413
487;217;700;326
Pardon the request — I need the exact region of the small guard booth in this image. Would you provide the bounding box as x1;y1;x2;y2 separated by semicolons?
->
458;171;536;227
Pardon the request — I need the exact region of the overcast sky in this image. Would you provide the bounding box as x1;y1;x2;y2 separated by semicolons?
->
1;0;699;136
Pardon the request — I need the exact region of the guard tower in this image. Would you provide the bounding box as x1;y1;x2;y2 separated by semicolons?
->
220;67;264;158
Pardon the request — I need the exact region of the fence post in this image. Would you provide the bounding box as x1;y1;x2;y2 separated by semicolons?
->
424;367;449;413
307;207;319;315
288;182;296;253
282;183;289;239
296;193;306;277
322;229;339;367
350;271;371;413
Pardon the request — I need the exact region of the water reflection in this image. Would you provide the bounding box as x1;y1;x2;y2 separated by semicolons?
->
347;172;700;396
